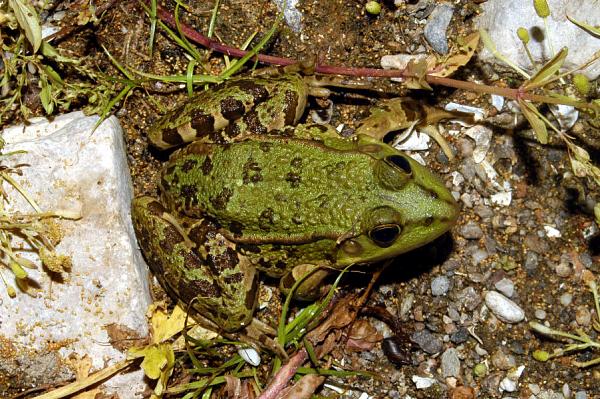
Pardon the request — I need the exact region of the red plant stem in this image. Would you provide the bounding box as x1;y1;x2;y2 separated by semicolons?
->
150;2;589;108
258;349;308;399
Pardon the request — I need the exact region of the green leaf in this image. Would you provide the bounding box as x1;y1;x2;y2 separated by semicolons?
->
524;47;568;89
8;0;42;53
10;261;28;280
567;15;600;37
594;203;600;226
41;41;79;64
519;100;548;144
39;74;54;115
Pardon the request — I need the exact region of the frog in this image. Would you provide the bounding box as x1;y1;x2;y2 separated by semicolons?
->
132;70;460;333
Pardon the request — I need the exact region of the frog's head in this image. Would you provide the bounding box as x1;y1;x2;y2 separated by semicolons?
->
337;143;459;266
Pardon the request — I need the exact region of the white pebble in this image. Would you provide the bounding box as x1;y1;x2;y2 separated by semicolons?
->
494;278;515;297
238;347;260;366
485;291;525;323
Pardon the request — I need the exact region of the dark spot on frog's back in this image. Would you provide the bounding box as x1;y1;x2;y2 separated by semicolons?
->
242;159;263;184
208;247;239;271
161;127;184;146
259;142;272;152
178;277;220;303
181;158;197;172
229;221;244;236
146;199;167;216
258;208;275;229
211;187;233;210
190;110;215;134
283;89;299;125
180;184;199;207
285;172;301;188
201;156;213;175
232;80;269;103
220;98;245;121
243;111;267;135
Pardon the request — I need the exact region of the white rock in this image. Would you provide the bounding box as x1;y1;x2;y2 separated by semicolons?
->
476;0;600;80
491;95;505;111
444;102;486;122
485;291;525;323
550;104;579;130
0;112;150;396
465;125;493;163
395;130;431;151
412;375;437;389
272;0;303;32
544;225;562;238
495;278;515;298
381;54;434;82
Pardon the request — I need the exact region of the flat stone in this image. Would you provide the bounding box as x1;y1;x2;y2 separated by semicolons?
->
423;3;455;54
441;348;461;377
0;112;150;397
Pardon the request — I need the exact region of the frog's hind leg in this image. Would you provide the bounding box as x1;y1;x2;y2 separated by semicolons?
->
132;196;258;333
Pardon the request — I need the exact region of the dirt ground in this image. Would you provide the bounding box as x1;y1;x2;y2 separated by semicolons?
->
45;0;600;397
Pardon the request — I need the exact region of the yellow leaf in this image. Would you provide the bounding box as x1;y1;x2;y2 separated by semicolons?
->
567;15;600;37
524;47;568;89
433;32;480;77
151;304;187;343
519;100;548;144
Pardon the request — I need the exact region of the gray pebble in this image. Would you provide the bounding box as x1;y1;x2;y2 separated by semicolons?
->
491;348;516;370
441;348;461;377
431;275;450;296
555;262;572;277
575;306;591;327
560;293;573;306
411;329;443;354
459;221;484;240
485;291;525;323
423;4;455;54
471;248;489;266
575;391;587;399
524;251;539;272
494;278;515;298
450;327;469;344
442;258;460;271
457;287;482;311
534;309;547;320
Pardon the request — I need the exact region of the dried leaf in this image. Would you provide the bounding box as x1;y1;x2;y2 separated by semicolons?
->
524;47;568;89
567;15;600;37
150;303;187;343
518;100;548;144
433;32;480;77
346;319;383;351
8;0;42;52
404;58;432;90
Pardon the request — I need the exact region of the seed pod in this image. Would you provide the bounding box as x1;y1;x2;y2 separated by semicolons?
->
534;0;550;18
517;27;530;44
573;73;590;96
365;1;381;15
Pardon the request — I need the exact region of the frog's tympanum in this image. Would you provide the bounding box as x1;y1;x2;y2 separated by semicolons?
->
132;72;459;333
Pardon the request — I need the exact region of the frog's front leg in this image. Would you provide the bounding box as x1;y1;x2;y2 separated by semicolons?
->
280;263;332;300
132;197;258;332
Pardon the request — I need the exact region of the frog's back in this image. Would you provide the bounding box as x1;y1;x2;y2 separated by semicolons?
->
161;136;378;243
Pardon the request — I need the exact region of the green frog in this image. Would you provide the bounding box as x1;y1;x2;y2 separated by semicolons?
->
132;71;459;333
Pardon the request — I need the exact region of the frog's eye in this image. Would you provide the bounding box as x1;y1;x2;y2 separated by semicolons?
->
385;155;412;175
369;224;402;248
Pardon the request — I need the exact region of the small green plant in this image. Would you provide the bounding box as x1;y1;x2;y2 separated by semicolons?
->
530;271;600;368
0;141;80;296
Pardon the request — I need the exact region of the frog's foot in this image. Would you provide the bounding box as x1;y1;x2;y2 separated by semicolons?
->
280;264;331;301
132;196;259;333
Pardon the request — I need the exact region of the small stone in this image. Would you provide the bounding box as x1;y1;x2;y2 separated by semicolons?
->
450;327;469;344
457;287;482;311
474;204;494;219
412;375;437;389
459;222;484;240
441;348;461;377
555;262;572;277
575;306;591;327
411;329;443;354
524;251;539;272
560;293;573;306
534;309;547;319
494;278;515;297
562;383;571;398
470;248;489;266
528;383;541;395
485;291;525;323
491;348;516;370
575;391;587;399
423;3;455;54
431;275;450;296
